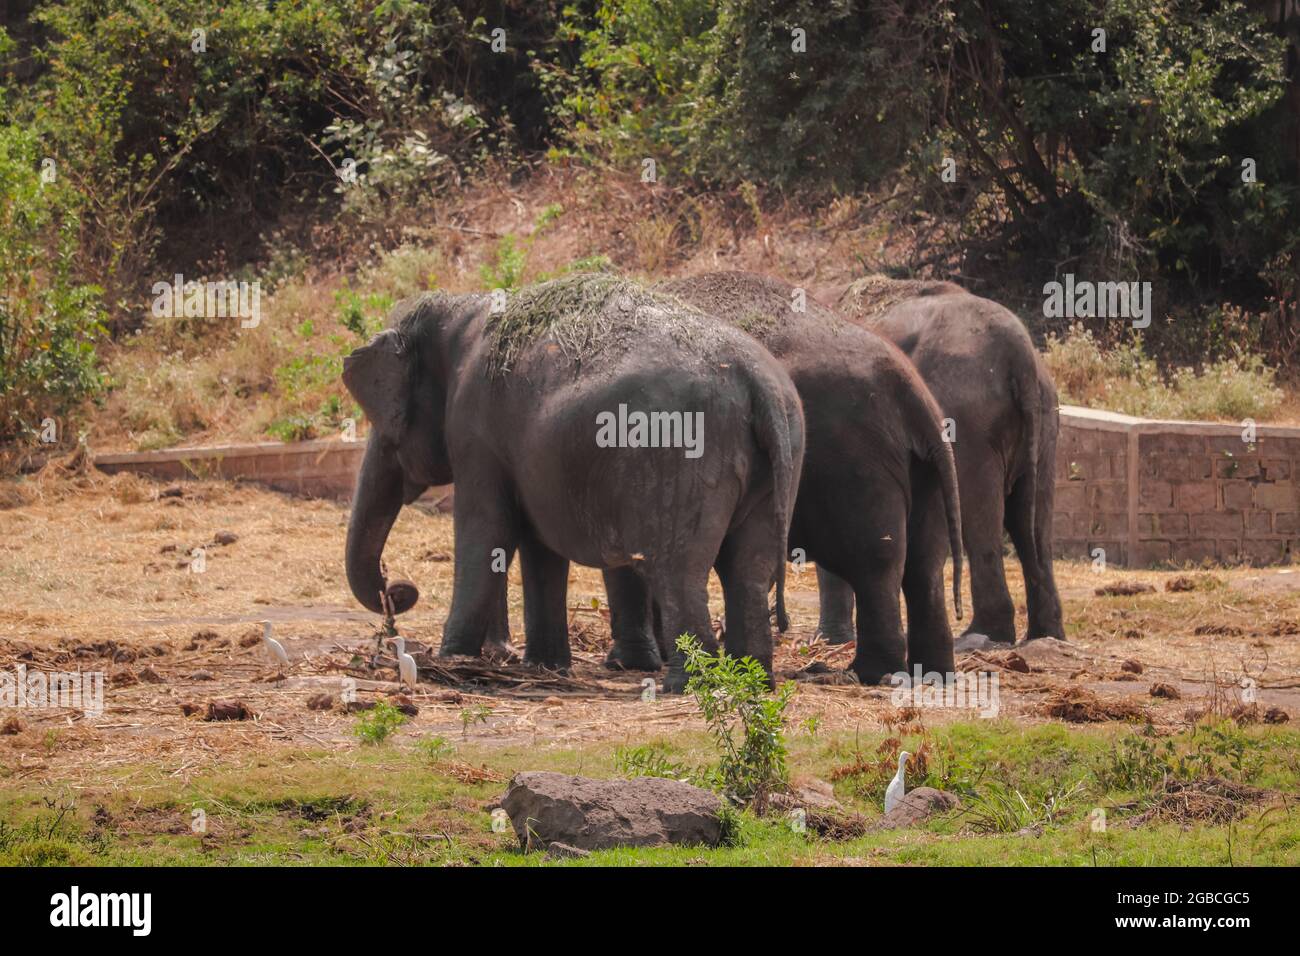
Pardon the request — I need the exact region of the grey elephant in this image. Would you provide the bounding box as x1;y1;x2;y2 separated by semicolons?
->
341;273;804;692
831;276;1065;647
603;271;964;685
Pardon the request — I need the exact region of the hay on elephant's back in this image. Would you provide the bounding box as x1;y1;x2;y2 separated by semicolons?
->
839;274;949;319
485;273;708;375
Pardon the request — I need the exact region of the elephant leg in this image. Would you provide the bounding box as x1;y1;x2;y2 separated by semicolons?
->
815;565;856;645
655;572;717;695
714;522;779;684
440;491;518;657
902;472;955;676
1006;467;1066;641
602;567;663;671
482;550;516;661
957;461;1017;645
847;567;907;686
519;530;571;671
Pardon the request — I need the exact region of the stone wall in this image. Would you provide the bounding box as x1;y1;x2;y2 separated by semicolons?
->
1054;407;1300;568
92;408;1300;569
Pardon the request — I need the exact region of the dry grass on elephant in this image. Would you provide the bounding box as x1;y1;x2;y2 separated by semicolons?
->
478;272;712;375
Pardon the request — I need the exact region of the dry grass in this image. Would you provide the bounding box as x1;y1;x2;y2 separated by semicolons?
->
1;466;1298;792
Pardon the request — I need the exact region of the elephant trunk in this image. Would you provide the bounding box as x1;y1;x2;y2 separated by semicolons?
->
346;436;419;615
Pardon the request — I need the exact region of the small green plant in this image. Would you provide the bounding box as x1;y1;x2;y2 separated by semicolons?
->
678;634;794;813
960;780;1085;834
335;287;394;341
459;704;493;738
416;735;454;763
478;204;565;291
351;699;408;745
613;743;697;782
1093;727;1173;793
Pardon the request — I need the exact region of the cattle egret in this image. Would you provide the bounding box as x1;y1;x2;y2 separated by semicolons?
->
884;751;910;814
394;637;418;688
261;620;289;672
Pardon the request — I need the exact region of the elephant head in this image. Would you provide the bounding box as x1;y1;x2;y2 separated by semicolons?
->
342;299;459;615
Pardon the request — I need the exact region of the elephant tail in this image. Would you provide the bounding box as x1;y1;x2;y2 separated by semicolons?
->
751;375;801;634
932;430;964;621
901;371;963;620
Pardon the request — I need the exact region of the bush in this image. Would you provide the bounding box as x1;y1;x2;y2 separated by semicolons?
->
1044;323;1284;422
0;122;104;444
7;0;555;316
351;699;408;745
679;634;794;813
550;0;915;190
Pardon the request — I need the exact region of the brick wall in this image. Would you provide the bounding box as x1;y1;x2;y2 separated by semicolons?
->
1055;406;1300;568
93;439;452;508
93;409;1300;569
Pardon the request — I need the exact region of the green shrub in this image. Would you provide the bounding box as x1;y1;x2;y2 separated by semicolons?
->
351;699;408;745
678;634;794;812
1044;323;1283;422
0;123;104;444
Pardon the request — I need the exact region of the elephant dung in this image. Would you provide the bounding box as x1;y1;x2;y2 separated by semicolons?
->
499;771;723;852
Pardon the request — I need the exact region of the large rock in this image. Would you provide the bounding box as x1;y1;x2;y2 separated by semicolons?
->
499;772;723;851
875;787;961;830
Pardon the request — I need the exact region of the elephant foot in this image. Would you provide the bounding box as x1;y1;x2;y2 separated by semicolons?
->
604;640;662;672
661;663;689;695
482;638;518;663
849;660;906;686
523;655;571;674
815;625;856;646
438;637;486;658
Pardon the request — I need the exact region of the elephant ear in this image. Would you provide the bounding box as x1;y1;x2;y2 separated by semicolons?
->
342;329;411;439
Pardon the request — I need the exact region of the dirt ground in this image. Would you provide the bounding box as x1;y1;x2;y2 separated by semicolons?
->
2;465;1298;787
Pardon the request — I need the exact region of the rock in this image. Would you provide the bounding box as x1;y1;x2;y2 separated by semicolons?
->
1001;651;1031;673
1264;707;1290;724
203;700;253;721
386;693;419;717
499;771;723;852
954;633;996;653
545;842;592;860
875;787;961;830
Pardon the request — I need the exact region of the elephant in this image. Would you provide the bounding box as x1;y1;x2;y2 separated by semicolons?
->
831;276;1065;647
341;273;804;693
603;271;965;685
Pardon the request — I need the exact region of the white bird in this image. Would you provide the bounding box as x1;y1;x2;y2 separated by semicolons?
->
393;637;418;689
885;751;911;814
261;620;289;672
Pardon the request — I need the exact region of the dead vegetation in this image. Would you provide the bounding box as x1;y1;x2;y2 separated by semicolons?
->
0;467;1297;790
